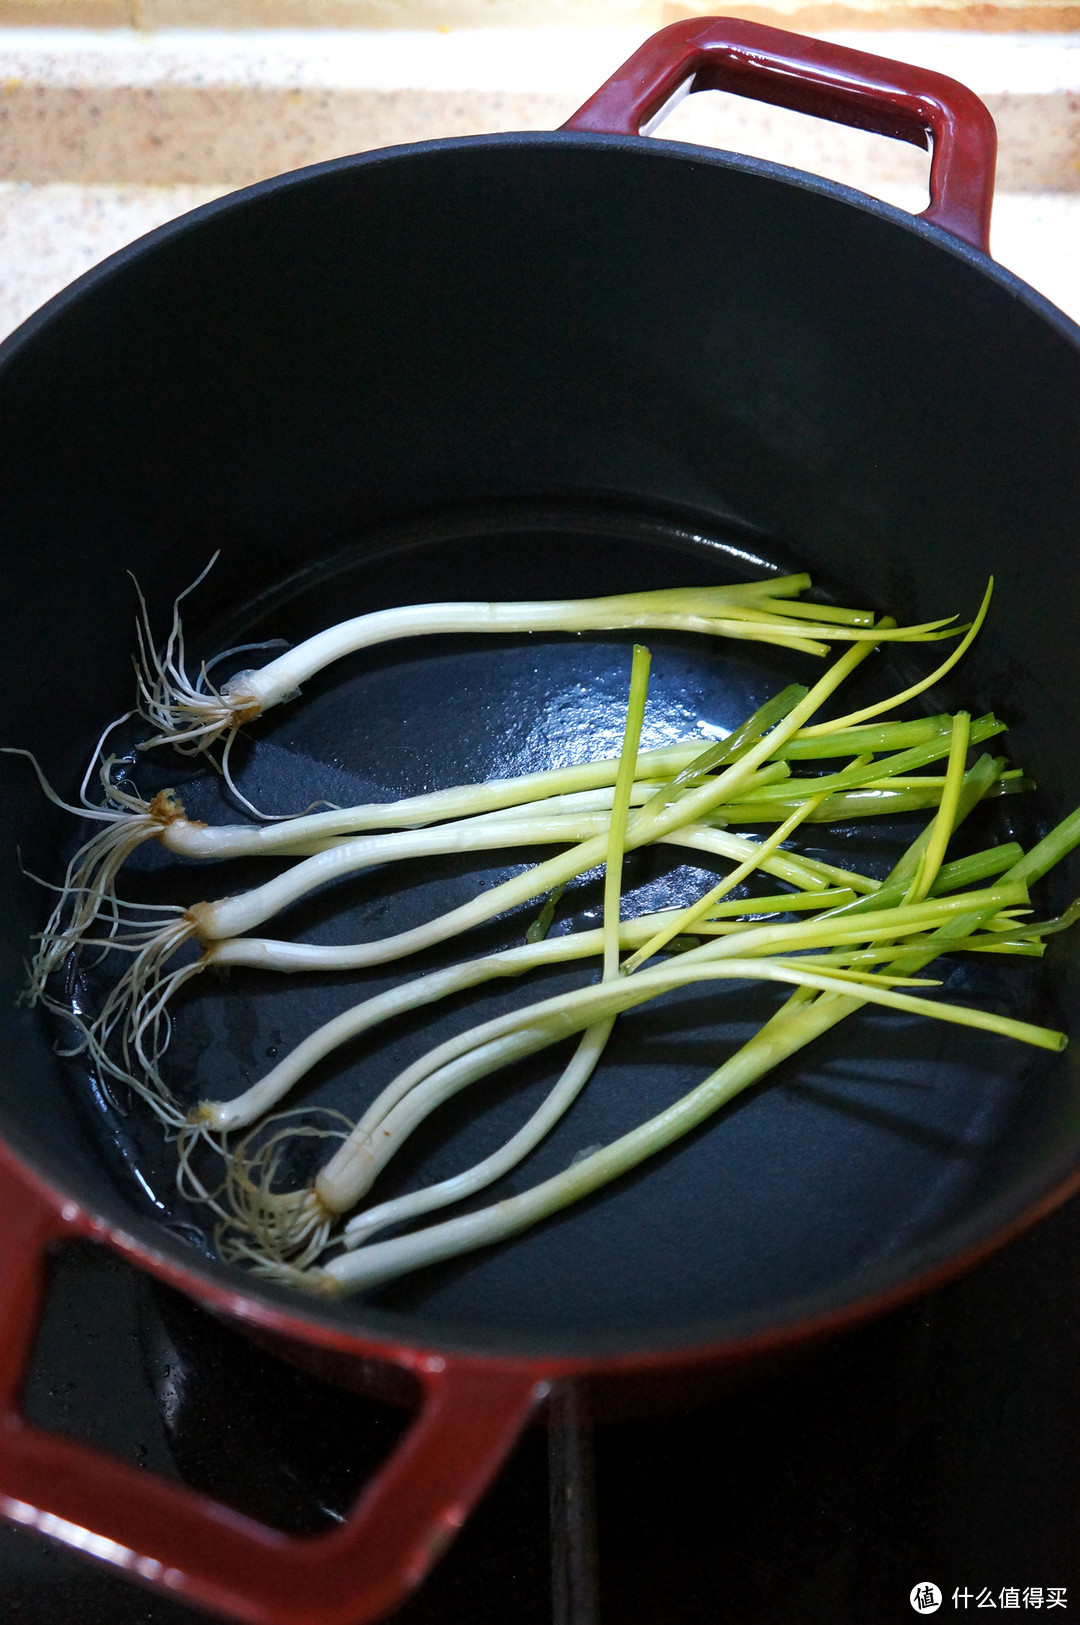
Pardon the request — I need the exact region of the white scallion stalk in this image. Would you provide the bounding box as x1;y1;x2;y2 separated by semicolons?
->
190;886;861;1134
337;1032;607;1249
133;570;961;762
309;882;1029;1218
186;762;786;944
59;637;890;1114
25;684;986;994
202;634;885;950
144;741;719;858
194;916;689;1134
313;936;1062;1296
337;704;989;1252
313;760;1058;1293
331;646;656;1249
213;643;642;1261
202;827;878;981
12;741;716;991
318;786;1074;1289
201;721;1080;1287
53;810;881;1128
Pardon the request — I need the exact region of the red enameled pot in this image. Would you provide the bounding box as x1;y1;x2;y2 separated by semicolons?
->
1;18;1079;1624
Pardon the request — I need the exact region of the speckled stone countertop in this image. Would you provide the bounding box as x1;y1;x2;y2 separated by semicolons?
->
2;26;635;185
0;28;1077;186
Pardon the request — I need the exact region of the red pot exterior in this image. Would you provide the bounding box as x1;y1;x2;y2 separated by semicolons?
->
5;1127;1080;1625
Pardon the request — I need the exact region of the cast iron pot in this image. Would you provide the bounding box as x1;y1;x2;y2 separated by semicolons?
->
1;18;1079;1624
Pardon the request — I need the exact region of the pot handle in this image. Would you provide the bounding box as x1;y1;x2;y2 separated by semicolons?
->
0;1141;545;1625
562;16;996;252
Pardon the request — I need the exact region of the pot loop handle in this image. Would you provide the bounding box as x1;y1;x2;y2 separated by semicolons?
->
0;1141;546;1625
562;16;996;253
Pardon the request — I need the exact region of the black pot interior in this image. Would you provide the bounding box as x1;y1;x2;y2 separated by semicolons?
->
2;134;1080;1361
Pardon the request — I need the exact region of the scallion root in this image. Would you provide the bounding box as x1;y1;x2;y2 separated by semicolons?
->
42;911;202;1126
214;1110;353;1272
